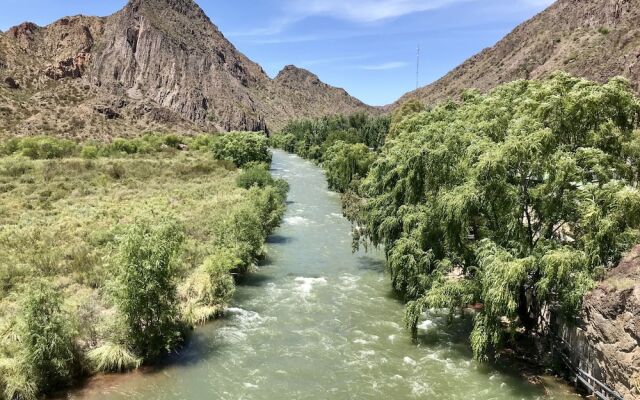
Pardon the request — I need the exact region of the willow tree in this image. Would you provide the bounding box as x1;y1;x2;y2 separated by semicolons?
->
323;141;375;193
355;73;640;359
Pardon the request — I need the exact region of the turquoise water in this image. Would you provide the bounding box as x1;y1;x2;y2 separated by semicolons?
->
69;150;577;400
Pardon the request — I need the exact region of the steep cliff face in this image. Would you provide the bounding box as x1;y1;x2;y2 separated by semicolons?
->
396;0;640;107
581;245;640;399
0;0;375;137
90;0;270;132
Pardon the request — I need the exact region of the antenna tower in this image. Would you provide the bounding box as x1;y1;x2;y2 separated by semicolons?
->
416;45;420;90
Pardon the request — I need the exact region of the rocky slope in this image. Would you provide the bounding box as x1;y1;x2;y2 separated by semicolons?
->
581;245;640;399
0;0;375;138
396;0;640;107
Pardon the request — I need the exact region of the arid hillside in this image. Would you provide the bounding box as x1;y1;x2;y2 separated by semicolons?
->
0;0;376;138
396;0;640;107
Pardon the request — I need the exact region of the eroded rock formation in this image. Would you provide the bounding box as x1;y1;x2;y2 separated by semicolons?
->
582;246;640;399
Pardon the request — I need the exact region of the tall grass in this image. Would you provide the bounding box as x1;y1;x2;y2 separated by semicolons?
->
0;134;286;398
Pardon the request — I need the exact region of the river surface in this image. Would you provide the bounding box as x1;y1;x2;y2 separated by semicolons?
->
70;150;578;400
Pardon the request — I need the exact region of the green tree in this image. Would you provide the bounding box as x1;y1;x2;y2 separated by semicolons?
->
113;217;185;360
354;73;640;359
323;141;375;193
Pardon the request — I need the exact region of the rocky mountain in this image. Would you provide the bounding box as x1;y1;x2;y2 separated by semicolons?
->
0;0;375;138
396;0;640;107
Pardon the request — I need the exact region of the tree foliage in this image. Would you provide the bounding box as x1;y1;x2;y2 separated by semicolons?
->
323;141;375;193
353;73;640;359
112;217;185;360
211;132;271;167
271;113;390;162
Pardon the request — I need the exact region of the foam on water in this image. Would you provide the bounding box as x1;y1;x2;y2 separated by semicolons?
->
403;357;417;367
284;216;310;226
294;276;328;296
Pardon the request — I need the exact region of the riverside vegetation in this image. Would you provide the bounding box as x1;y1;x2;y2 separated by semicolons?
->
0;132;287;399
272;73;640;361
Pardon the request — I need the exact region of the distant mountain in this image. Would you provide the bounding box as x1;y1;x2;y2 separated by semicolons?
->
396;0;640;107
0;0;375;138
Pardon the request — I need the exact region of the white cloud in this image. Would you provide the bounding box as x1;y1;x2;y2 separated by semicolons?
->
229;0;473;38
359;61;409;70
287;0;473;23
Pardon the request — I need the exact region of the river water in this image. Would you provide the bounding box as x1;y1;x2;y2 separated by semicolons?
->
70;150;578;400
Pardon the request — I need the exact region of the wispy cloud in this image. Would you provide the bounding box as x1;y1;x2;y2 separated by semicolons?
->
226;16;295;37
228;0;473;38
287;0;474;23
299;55;372;68
359;61;410;70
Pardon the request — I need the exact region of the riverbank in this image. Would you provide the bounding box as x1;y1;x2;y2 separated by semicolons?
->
0;134;287;400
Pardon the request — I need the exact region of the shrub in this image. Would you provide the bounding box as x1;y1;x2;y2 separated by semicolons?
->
80;145;99;159
14;280;79;396
105;162;126;180
236;164;273;189
323;141;375;193
112;217;185;360
110;138;138;155
179;254;236;326
86;343;141;373
211;132;271;167
187;134;216;151
0;157;32;177
18;136;77;159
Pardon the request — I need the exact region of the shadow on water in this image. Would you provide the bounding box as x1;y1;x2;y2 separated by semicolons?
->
160;322;228;368
235;272;273;289
413;313;549;399
356;255;386;273
266;234;294;244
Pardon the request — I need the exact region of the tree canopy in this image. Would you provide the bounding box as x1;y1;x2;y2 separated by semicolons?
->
351;73;640;359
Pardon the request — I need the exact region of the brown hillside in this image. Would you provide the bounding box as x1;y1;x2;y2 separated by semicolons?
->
396;0;640;107
0;0;376;138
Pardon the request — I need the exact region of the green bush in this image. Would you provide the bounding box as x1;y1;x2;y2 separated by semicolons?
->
110;138;138;155
271;113;390;162
236;164;274;189
211;132;271;167
80;145;99;159
13;281;79;397
179;254;237;326
86;343;141;373
187;134;216;151
17;136;77;159
112;217;185;360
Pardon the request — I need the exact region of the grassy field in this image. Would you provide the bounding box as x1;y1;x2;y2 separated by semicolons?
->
0;134;286;399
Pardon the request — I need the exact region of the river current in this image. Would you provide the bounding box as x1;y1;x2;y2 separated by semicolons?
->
70;150;577;400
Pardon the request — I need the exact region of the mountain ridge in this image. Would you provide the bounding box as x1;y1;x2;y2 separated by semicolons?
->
395;0;640;107
0;0;376;138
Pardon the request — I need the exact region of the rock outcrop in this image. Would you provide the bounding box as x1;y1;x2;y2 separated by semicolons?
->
395;0;640;107
0;0;376;137
581;245;640;399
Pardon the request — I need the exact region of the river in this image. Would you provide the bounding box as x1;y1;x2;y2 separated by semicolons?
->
69;150;578;400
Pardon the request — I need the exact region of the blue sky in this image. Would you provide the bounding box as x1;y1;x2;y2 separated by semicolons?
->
0;0;554;105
